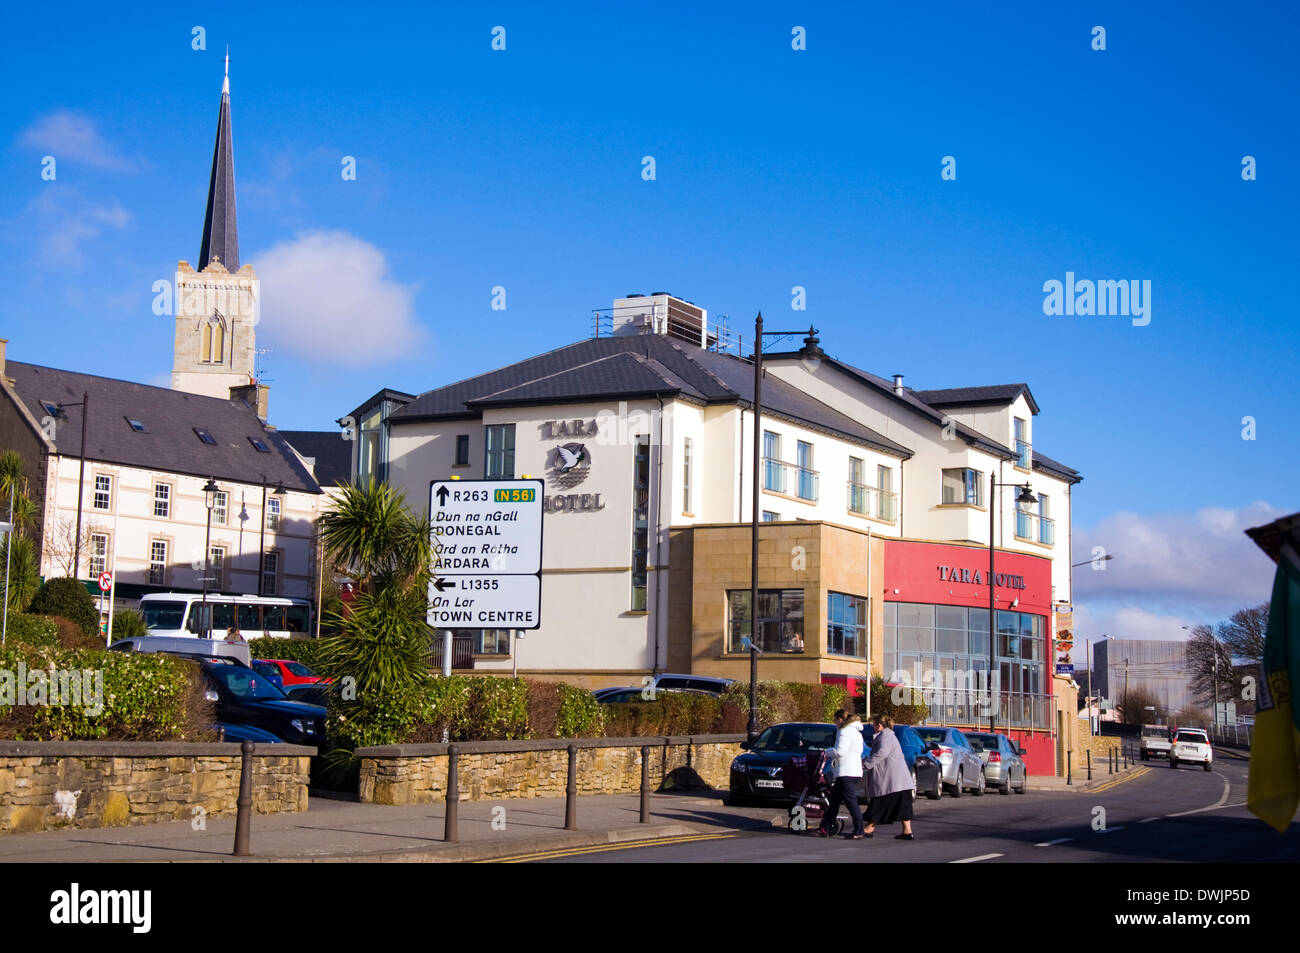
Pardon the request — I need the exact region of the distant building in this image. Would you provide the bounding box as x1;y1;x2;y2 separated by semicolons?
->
1093;638;1194;719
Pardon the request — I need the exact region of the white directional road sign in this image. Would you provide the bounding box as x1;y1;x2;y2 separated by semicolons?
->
428;478;544;630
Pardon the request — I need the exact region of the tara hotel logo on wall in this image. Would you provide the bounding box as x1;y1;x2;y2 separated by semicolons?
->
542;419;596;489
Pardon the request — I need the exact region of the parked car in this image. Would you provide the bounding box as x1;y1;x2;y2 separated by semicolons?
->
214;722;284;743
649;673;734;696
908;726;986;796
252;658;326;688
1169;728;1213;771
1140;724;1173;761
864;722;944;800
728;722;840;805
966;731;1028;794
250;662;285;692
109;635;250;666
284;681;333;708
593;685;718;703
198;658;327;746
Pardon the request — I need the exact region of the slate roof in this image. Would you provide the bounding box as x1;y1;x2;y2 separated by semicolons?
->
391;335;913;458
1030;449;1083;484
911;384;1041;416
6;361;319;493
198;68;239;272
279;430;353;489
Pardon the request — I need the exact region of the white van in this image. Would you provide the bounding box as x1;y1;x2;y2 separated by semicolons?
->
138;593;313;640
109;635;252;666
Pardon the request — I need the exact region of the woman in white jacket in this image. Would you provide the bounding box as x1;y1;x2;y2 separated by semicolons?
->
817;709;865;839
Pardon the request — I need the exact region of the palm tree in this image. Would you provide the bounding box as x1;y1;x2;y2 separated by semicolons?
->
318;478;432;593
0;534;40;613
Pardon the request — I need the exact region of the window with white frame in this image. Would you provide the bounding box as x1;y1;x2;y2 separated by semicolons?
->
93;474;112;510
941;468;983;506
88;534;108;577
210;546;226;587
266;497;281;531
682;437;693;513
153;483;171;518
148;540;167;586
261;551;279;596
212;490;228;525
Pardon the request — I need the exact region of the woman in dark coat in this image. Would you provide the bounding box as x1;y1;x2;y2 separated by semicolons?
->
861;714;915;839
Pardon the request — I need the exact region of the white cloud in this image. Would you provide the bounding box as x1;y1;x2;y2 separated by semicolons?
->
18;111;135;171
1072;604;1199;645
1073;502;1281;616
10;187;132;266
251;230;426;365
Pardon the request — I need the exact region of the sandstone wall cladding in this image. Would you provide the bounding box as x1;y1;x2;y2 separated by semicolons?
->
356;735;744;806
0;742;313;834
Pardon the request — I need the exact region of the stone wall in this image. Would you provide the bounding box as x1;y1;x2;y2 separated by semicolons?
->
357;735;744;806
0;742;314;834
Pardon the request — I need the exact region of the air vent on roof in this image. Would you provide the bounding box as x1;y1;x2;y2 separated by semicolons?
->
194;428;217;445
248;437;271;453
125;417;146;433
626;293;645;298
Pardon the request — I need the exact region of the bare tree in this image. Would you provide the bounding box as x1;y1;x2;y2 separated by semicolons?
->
1186;624;1237;710
1217;604;1268;665
1117;685;1163;726
42;515;107;578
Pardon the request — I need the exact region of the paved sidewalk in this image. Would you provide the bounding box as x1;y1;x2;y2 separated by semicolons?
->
0;791;775;863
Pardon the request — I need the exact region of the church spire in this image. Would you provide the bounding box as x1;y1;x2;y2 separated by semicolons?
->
198;53;239;272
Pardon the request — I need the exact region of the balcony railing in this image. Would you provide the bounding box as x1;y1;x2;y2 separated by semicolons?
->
847;482;898;523
1014;438;1032;469
1015;509;1055;545
763;457;818;501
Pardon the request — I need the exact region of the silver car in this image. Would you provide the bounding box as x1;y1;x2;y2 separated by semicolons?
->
911;726;986;796
965;731;1028;795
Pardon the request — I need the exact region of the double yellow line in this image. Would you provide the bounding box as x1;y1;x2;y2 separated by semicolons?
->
1089;766;1151;793
479;831;737;863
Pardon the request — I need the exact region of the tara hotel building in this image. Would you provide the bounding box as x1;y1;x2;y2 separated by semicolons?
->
345;294;1083;774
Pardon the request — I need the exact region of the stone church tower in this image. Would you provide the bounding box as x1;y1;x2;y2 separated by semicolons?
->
172;56;268;417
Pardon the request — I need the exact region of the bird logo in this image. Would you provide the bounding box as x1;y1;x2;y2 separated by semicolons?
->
548;442;591;488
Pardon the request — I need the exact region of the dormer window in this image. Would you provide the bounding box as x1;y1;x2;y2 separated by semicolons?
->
1013;417;1031;469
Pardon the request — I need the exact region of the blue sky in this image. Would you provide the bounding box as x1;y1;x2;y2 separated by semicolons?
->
2;1;1296;635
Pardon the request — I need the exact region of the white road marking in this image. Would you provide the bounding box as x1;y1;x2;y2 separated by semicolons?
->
1138;817;1160;824
1097;826;1125;834
950;853;1004;863
1035;838;1073;847
1166;774;1232;818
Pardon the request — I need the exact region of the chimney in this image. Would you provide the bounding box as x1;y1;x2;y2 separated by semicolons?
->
230;382;270;420
893;374;904;396
0;338;7;380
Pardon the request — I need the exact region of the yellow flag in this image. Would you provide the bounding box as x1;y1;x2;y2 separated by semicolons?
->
1247;551;1300;833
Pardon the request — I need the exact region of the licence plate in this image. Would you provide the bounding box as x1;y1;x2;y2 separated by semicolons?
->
754;779;783;789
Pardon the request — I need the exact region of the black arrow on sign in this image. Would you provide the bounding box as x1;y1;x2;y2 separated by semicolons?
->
435;485;450;507
432;577;456;592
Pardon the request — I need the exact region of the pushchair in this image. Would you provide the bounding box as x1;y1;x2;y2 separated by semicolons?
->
783;749;847;835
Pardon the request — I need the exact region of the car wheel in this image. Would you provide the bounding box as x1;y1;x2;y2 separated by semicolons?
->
973;769;985;796
927;771;942;800
952;769;963;798
1141;751;1148;762
1017;769;1028;794
1170;758;1178;769
1203;762;1211;772
1000;772;1012;795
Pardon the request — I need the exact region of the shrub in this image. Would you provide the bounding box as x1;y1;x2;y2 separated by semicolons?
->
720;680;839;729
248;636;327;671
602;693;725;737
0;643;214;741
109;608;147;642
0;535;40;613
28;578;99;639
869;675;929;725
3;614;58;648
554;683;605;738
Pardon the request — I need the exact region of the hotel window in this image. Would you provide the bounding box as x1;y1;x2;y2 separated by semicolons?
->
153;483;171;518
762;510;780;522
877;465;895;521
485;424;516;479
357;408;383;485
455;434;470;466
1038;493;1054;545
1014;417;1030;469
762;431;783;493
209;545;226;588
148;540;167;586
682;438;693;513
212;490;228;526
631;434;650;610
727;588;805;655
848;457;866;514
476;630;510;655
92;474;112;510
941;468;983;506
88;534;108;578
261;551;279;596
796;440;817;501
266;497;281;531
827;592;867;658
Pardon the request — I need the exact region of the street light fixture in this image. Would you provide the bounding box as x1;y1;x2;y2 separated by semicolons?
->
201;477;220;638
1071;554;1116;568
987;475;1036;733
258;474;286;596
747;313;823;741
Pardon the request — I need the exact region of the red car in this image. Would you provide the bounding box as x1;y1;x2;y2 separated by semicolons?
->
251;659;329;688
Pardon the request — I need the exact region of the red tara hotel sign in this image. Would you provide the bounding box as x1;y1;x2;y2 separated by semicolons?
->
883;540;1053;617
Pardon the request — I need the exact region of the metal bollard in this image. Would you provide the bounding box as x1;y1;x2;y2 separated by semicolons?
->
445;744;459;843
640;745;650;824
1067;750;1072;785
1108;749;1113;774
1087;750;1092;781
565;744;578;830
233;739;253;856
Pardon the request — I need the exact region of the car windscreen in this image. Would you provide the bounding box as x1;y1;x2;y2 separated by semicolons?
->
1176;732;1207;743
285;662;315;677
1142;727;1169;737
965;734;997;751
208;665;287;700
914;727;946;744
751;725;836;752
141;601;187;630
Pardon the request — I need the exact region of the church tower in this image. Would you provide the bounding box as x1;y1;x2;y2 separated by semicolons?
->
172;55;267;417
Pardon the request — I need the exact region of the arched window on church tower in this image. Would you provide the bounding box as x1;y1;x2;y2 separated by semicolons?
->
200;312;227;364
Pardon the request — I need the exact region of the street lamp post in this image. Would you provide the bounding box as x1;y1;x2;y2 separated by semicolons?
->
54;393;89;579
201;477;219;638
747;313;824;742
1;484;13;647
258;474;286;596
988;473;1037;733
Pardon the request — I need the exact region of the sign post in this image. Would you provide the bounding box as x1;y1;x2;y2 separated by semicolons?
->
428;478;544;673
98;572;112;646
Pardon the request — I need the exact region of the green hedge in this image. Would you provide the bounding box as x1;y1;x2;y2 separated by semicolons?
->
248;636;328;671
0;643;213;741
3;614;59;648
27;578;99;639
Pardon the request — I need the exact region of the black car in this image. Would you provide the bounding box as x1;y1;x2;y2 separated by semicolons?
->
728;722;842;805
199;659;327;746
